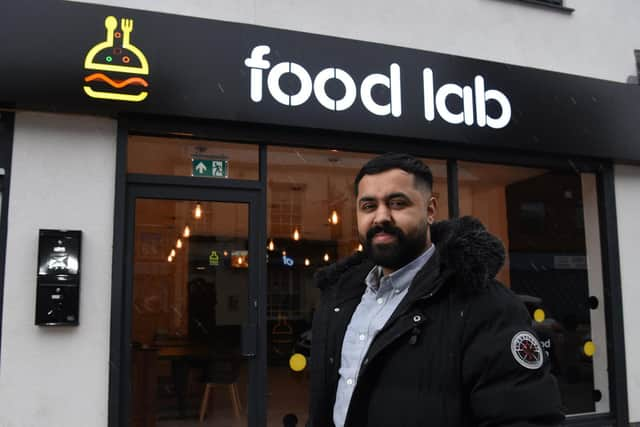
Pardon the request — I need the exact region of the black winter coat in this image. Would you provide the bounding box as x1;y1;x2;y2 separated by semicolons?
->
308;217;564;427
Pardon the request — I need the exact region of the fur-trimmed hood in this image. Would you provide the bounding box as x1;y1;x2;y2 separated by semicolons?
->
314;216;505;293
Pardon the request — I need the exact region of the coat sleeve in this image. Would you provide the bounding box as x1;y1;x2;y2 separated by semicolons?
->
461;282;565;427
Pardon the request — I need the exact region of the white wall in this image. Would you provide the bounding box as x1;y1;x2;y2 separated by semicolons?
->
614;164;640;423
71;0;640;83
0;112;117;427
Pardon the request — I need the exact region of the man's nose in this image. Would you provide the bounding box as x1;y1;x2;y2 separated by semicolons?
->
373;205;392;225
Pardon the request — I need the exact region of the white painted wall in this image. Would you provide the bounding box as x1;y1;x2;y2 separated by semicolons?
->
71;0;640;83
614;164;640;423
0;112;117;427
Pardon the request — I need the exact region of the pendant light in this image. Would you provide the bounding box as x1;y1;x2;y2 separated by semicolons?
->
183;225;191;238
323;253;330;262
293;227;301;241
167;255;173;262
194;202;202;219
268;239;275;251
329;209;339;225
170;249;176;257
176;238;183;249
304;258;310;267
357;243;363;252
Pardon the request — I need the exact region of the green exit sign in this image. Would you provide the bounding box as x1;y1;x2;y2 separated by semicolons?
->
191;158;228;178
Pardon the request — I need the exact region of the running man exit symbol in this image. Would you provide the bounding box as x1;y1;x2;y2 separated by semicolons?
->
191;158;228;178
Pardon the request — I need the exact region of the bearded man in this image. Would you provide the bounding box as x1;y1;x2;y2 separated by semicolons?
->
308;153;564;427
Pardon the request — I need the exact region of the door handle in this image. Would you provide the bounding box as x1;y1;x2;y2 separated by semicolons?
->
241;322;257;357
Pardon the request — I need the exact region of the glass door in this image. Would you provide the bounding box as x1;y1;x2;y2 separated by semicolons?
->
125;188;261;427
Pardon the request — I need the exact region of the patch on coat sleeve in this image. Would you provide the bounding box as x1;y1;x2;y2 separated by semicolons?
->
510;331;544;370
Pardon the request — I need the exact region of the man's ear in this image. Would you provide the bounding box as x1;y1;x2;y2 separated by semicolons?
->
427;194;438;224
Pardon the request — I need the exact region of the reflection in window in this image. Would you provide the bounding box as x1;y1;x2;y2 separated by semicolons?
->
127;135;259;180
459;162;609;415
265;147;448;425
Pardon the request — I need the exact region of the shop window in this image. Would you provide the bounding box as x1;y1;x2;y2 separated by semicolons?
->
127;135;259;180
265;147;448;424
458;161;609;415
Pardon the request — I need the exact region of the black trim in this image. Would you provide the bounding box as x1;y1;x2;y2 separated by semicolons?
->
108;122;128;427
498;0;575;13
0;111;14;367
447;159;459;218
256;145;268;426
127;173;262;190
596;164;629;427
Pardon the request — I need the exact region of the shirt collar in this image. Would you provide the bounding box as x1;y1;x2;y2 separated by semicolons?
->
364;243;436;293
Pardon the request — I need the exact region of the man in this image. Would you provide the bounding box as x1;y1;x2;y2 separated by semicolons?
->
308;153;564;427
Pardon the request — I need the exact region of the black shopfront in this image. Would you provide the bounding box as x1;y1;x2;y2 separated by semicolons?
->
1;1;638;426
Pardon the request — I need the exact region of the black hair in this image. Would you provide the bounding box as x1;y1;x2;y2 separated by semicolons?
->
354;153;433;195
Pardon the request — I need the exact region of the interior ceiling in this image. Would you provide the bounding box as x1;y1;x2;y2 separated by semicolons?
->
130;136;548;242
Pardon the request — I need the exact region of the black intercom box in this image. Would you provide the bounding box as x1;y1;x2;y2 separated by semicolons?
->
35;229;82;326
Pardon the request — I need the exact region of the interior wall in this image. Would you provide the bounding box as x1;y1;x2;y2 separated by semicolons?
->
614;164;640;423
0;112;116;427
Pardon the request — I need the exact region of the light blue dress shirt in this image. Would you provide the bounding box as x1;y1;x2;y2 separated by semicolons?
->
332;244;436;427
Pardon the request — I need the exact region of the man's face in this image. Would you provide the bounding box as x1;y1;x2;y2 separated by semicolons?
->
356;168;437;274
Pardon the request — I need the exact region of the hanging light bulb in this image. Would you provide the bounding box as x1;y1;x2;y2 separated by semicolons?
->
194;202;202;219
223;250;229;257
237;256;244;265
167;255;173;262
176;238;183;249
330;209;339;225
357;243;363;252
170;249;176;257
293;227;301;241
282;250;287;256
268;239;275;251
324;253;330;262
304;258;310;267
183;225;191;238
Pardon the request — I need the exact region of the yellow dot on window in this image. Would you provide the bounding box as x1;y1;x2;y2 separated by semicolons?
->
583;341;596;357
289;353;307;372
533;309;546;323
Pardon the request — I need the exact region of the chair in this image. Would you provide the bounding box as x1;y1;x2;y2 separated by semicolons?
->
199;353;243;423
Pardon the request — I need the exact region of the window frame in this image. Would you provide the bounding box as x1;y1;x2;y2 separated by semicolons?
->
108;115;627;427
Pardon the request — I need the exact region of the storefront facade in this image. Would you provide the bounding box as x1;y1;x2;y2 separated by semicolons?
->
1;1;640;426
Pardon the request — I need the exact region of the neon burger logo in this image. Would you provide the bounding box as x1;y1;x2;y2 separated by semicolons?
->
245;45;511;129
83;16;150;102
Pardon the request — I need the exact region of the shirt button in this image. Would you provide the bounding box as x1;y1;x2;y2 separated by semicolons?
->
377;298;384;304
346;378;354;385
334;307;340;312
359;334;366;341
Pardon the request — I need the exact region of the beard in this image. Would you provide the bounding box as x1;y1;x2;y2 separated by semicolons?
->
361;220;429;271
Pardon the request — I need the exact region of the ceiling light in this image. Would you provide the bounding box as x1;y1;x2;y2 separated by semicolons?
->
176;238;183;249
183;225;191;238
194;202;202;219
268;239;275;251
324;253;330;262
293;227;301;241
170;249;176;257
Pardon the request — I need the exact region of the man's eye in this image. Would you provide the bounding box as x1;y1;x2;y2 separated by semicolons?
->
389;199;409;209
360;203;376;211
